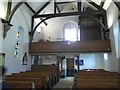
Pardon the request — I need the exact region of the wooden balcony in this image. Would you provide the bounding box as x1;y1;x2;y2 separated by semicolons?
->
29;40;111;54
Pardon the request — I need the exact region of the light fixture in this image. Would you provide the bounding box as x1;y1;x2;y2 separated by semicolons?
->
36;26;42;33
67;41;71;45
104;53;108;60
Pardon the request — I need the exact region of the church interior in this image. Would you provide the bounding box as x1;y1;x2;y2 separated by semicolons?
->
0;0;120;89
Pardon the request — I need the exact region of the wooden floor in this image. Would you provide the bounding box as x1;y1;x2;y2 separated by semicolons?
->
52;77;74;90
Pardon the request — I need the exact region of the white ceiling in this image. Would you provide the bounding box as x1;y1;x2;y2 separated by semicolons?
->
26;0;113;13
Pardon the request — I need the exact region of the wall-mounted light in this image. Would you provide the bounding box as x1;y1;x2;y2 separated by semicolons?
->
67;41;71;45
36;26;43;33
104;53;108;60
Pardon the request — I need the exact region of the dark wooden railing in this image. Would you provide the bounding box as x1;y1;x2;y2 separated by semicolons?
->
29;40;111;54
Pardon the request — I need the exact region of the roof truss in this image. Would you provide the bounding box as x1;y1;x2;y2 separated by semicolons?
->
29;1;108;41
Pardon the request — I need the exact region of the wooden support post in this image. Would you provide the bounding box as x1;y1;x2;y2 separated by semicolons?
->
6;1;12;20
77;1;81;13
77;56;80;71
56;4;60;13
54;0;56;14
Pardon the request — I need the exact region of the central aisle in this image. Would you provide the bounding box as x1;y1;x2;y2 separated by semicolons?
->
52;77;74;90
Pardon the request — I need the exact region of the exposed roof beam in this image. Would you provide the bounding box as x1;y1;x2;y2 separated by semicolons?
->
33;0;52;16
113;2;120;11
24;2;48;26
102;11;108;29
6;1;12;20
29;10;106;41
56;1;76;4
24;2;36;13
86;0;105;11
8;1;27;23
78;1;81;35
77;1;81;12
54;0;57;14
0;18;13;26
33;10;104;18
31;17;34;40
100;0;105;7
56;4;61;13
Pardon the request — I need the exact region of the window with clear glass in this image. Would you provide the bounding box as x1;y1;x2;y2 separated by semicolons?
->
63;21;80;41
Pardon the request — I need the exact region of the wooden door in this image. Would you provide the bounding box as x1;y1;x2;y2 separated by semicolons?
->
67;58;74;76
67;58;74;70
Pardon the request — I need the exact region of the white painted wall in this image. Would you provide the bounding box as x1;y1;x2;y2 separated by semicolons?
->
41;55;57;65
0;22;3;53
0;2;7;53
2;3;32;74
118;19;120;58
32;20;44;42
107;2;118;29
113;19;119;58
118;16;120;73
42;16;79;41
0;3;7;89
118;58;120;73
78;53;104;70
103;2;119;72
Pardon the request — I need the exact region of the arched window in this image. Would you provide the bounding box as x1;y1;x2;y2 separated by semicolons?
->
63;21;80;41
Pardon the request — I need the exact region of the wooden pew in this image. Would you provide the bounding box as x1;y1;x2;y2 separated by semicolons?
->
18;72;53;88
5;81;33;90
4;77;44;89
74;83;118;90
76;75;118;79
5;65;60;90
74;70;119;90
31;65;60;84
22;71;56;87
75;79;118;83
7;73;49;89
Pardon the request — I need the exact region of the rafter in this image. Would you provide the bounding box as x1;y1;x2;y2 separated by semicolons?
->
86;0;105;11
29;1;108;41
33;10;104;18
77;1;81;12
24;2;48;26
6;1;12;20
29;10;106;41
0;18;13;26
56;1;76;4
8;1;27;23
100;0;105;7
24;2;36;13
33;0;52;17
56;4;61;13
54;0;57;14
